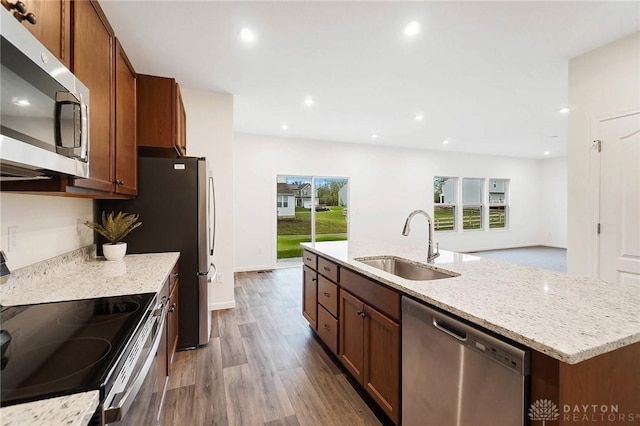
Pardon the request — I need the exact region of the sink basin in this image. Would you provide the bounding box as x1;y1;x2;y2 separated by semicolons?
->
355;256;457;281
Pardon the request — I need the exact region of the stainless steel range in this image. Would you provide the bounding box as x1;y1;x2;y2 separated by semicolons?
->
0;292;166;425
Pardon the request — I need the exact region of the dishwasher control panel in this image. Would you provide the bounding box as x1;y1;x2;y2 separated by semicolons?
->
468;336;528;375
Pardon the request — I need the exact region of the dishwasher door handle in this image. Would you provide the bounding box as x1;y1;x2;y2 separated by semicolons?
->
432;317;467;342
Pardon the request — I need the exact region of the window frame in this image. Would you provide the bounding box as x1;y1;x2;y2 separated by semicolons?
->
462;178;485;231
433;176;458;232
488;178;509;230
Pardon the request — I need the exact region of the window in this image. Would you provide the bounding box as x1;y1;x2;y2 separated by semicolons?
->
434;177;457;231
462;178;484;230
277;195;289;208
489;179;508;229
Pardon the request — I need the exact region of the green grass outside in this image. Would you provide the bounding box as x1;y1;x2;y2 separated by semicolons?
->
277;206;348;259
277;233;347;259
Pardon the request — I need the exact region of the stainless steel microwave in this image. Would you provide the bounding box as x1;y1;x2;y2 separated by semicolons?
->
0;8;90;181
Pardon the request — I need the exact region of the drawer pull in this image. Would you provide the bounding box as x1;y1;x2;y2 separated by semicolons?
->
323;292;331;297
323;324;331;331
306;257;312;261
357;310;367;318
324;266;331;271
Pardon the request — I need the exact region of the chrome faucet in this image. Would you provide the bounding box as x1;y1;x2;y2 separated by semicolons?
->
402;210;440;262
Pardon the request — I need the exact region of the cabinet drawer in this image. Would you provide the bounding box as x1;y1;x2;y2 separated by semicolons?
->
318;276;338;317
318;257;339;282
340;268;401;322
317;305;338;355
303;250;317;270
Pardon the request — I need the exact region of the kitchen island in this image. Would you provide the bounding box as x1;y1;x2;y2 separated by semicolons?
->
301;240;640;425
0;247;180;426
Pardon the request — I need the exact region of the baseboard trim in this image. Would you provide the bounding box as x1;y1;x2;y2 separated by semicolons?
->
234;265;274;273
209;300;235;311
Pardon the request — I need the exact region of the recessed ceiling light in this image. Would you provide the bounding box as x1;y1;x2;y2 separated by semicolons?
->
404;21;420;37
304;96;314;106
415;113;424;121
371;133;378;139
281;123;288;130
544;151;550;155
13;98;30;107
558;107;570;114
239;28;256;43
442;140;449;145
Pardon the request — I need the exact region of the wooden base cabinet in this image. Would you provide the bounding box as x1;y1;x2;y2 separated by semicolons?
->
339;289;400;424
302;265;318;330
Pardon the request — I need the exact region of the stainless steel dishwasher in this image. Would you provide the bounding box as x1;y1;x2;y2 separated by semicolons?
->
402;297;530;426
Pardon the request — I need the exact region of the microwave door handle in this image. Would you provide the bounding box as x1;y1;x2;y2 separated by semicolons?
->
80;95;89;161
103;313;165;424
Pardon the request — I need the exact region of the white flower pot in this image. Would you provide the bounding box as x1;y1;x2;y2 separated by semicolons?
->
103;242;127;261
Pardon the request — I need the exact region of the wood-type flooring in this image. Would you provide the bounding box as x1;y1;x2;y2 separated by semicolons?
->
160;267;382;426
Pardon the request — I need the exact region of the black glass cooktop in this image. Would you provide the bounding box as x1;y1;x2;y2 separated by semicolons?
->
0;293;155;407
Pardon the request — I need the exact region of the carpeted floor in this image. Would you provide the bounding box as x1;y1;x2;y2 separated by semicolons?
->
469;246;567;272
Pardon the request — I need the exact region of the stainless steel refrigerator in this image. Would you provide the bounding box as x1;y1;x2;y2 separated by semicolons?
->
98;156;215;349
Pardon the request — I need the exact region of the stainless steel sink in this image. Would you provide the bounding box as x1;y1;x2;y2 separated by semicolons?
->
355;256;457;281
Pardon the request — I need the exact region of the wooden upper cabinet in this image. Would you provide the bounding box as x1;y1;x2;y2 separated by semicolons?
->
137;74;186;156
71;0;115;193
114;38;137;195
1;0;71;68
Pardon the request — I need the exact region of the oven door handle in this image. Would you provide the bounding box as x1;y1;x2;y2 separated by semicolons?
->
103;312;165;424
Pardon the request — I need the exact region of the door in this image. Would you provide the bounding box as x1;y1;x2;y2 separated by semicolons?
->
594;111;640;284
114;38;137;195
302;266;317;329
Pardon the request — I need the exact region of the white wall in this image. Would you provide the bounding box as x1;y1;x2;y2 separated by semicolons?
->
181;88;235;310
567;32;640;276
0;194;93;270
234;133;556;271
540;157;568;248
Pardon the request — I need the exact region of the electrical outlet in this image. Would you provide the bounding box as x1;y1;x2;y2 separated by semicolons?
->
216;272;224;283
8;226;18;252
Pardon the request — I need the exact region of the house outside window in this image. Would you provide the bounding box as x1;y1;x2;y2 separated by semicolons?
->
277;195;288;208
489;179;509;229
462;178;484;230
434;177;457;231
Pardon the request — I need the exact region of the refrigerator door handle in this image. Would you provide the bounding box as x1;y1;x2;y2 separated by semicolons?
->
209;176;216;256
207;262;217;283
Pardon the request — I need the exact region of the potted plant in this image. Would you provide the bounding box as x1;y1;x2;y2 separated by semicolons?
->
85;211;142;261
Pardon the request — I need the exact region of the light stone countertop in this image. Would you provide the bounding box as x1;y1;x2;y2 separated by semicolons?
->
0;391;99;426
0;250;180;306
301;241;640;365
0;248;179;426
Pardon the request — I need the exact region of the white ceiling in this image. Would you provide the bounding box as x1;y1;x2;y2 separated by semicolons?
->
100;1;639;159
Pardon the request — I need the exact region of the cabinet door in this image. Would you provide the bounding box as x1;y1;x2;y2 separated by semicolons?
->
339;290;365;382
364;303;401;424
114;38;137;195
167;279;179;371
302;266;317;329
137;74;176;151
175;83;187;156
4;0;71;68
71;0;114;192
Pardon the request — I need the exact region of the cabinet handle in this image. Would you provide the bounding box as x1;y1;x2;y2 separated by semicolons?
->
10;1;27;14
311;277;317;282
323;266;331;272
323;324;331;331
323;292;330;297
357;310;367;318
